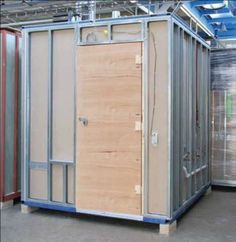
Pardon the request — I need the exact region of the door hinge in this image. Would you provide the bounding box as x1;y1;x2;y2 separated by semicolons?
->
135;185;142;195
135;54;142;64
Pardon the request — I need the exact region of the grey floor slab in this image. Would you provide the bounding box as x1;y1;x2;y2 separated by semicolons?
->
1;188;236;242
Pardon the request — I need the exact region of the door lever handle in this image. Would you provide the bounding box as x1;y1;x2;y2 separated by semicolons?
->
78;117;88;126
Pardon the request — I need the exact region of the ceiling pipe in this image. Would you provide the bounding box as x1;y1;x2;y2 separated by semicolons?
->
0;18;53;28
89;0;96;22
181;4;214;37
136;1;154;15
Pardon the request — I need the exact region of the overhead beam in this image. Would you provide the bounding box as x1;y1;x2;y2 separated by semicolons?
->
197;31;211;39
0;18;53;28
229;0;236;16
225;23;236;29
182;2;215;36
215;29;236;38
208;17;236;23
185;0;236;39
136;3;154;15
198;8;229;16
190;0;224;8
212;22;236;29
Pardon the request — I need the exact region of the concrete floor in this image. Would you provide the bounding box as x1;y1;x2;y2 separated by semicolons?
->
1;188;236;242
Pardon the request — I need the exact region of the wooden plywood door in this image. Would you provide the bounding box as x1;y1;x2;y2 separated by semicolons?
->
76;43;142;215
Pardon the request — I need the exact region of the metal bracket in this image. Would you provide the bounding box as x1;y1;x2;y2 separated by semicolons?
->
151;131;159;145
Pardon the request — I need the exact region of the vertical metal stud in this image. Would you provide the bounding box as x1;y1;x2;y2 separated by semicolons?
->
194;39;198;193
187;35;193;199
168;17;174;218
207;49;211;184
108;23;112;43
191;37;197;195
26;31;31;201
143;19;149;216
21;30;27;201
47;30;52;201
200;44;204;189
63;164;67;203
179;28;184;206
175;25;181;211
73;27;77;205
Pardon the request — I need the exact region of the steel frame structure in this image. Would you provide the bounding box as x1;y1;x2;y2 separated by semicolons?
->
21;14;210;224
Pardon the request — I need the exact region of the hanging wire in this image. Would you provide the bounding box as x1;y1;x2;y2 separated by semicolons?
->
150;31;157;135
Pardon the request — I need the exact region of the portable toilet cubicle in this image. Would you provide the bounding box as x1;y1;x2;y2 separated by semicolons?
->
21;15;210;232
0;28;21;208
211;49;236;187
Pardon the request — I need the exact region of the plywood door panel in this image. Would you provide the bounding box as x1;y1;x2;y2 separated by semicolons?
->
76;43;142;215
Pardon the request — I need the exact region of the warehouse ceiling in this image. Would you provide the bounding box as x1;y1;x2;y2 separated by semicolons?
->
0;0;131;24
1;0;236;40
183;0;236;39
0;0;181;26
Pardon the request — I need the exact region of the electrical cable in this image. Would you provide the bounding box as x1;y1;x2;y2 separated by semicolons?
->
150;31;157;135
86;32;97;42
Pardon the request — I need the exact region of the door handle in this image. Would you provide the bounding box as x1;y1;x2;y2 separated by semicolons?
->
78;117;88;126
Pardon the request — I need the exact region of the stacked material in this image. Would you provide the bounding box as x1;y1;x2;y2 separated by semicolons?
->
211;49;236;186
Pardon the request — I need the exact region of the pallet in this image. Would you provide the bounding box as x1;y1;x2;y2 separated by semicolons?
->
0;200;14;210
21;204;38;214
159;221;177;235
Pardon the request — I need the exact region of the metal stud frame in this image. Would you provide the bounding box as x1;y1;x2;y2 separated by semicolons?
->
21;14;210;223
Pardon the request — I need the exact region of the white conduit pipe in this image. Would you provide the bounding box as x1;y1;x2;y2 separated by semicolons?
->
183;165;207;179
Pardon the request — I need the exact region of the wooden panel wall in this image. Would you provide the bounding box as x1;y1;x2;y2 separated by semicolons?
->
81;26;108;43
29;29;75;203
67;165;74;204
112;24;141;41
30;169;47;200
76;43;142;215
30;31;48;162
52;164;63;202
148;21;169;215
52;29;74;161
